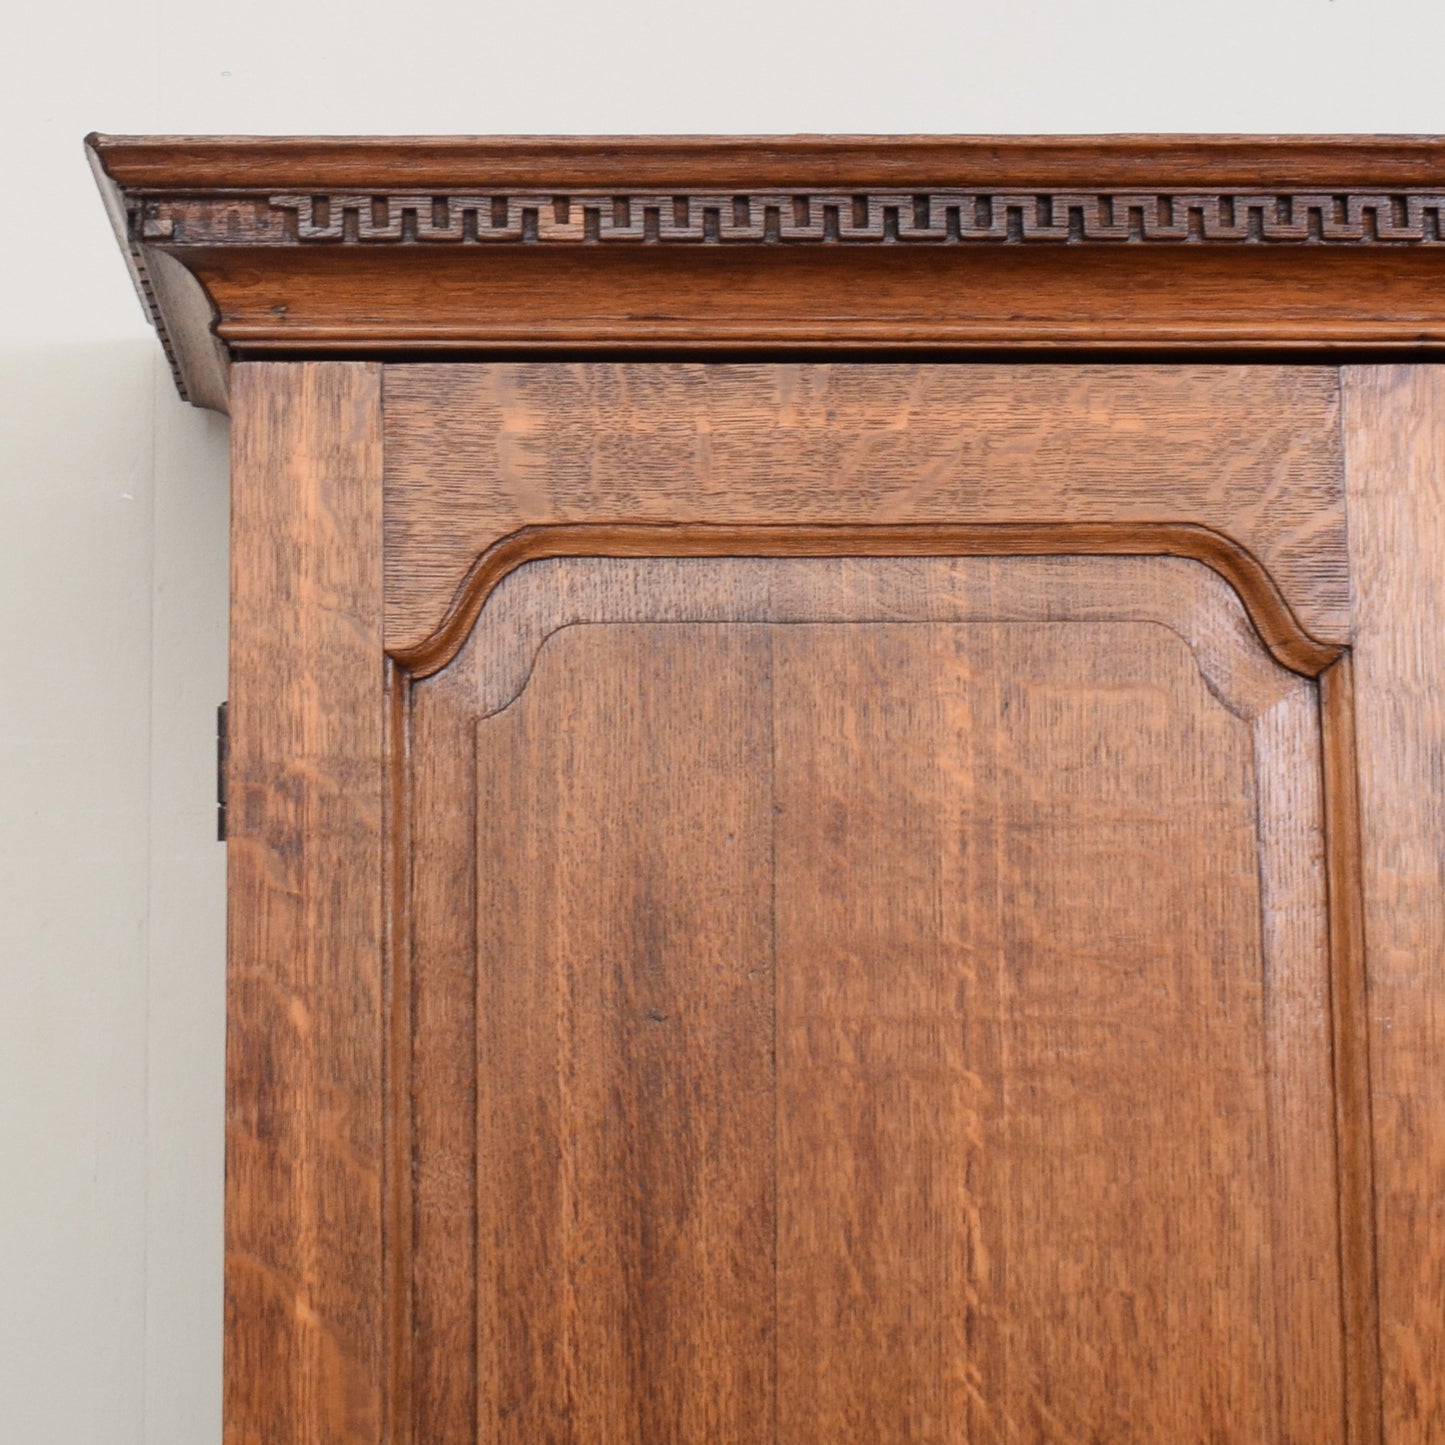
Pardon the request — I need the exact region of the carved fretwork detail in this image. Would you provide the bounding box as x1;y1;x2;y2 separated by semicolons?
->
195;191;1445;245
86;134;1445;408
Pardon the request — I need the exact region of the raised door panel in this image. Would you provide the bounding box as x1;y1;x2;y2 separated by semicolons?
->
226;361;1380;1445
399;555;1357;1444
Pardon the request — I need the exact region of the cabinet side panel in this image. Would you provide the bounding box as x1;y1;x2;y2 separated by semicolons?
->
1342;365;1445;1442
226;362;386;1445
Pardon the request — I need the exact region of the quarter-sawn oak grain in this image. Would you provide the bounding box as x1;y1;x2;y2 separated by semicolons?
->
1342;366;1445;1443
216;355;1387;1443
95;133;1444;1445
381;363;1348;666
397;553;1360;1443
474;625;775;1441
226;363;386;1445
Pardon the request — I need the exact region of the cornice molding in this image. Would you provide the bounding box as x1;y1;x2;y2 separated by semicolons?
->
158;190;1445;247
83;133;1445;189
88;134;1445;412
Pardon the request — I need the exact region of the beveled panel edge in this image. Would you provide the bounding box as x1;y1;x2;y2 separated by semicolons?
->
399;547;1366;1440
1319;656;1386;1445
87;134;1445;411
386;521;1342;682
441;553;1300;723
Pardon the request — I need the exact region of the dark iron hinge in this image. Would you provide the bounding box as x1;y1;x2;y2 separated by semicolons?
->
217;701;229;842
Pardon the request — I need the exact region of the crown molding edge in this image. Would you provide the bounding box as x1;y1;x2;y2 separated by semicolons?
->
88;134;1445;412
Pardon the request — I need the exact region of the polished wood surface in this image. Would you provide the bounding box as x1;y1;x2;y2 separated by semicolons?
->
87;134;1445;410
473;621;774;1442
95;140;1438;1442
397;553;1356;1442
382;363;1348;668
206;352;1413;1442
182;244;1445;372
85;132;1445;190
1320;653;1383;1442
206;343;1445;1439
1342;366;1445;1441
226;363;387;1443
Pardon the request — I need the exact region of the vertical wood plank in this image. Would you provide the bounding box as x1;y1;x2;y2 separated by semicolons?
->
472;624;776;1443
772;622;987;1441
1320;655;1384;1445
405;673;479;1445
1253;682;1349;1445
225;362;386;1445
1342;366;1445;1443
772;619;1300;1441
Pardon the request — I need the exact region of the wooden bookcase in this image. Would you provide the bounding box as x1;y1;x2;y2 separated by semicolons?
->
92;135;1445;1444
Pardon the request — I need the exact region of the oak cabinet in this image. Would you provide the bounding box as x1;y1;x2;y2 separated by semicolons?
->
93;136;1445;1443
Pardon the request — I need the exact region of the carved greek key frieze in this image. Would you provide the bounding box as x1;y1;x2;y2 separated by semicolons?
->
251;190;1445;245
90;133;1445;409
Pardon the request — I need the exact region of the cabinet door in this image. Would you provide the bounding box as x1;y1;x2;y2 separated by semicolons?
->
225;362;1442;1444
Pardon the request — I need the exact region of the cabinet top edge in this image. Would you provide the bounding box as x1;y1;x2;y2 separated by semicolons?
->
86;132;1445;189
86;133;1445;415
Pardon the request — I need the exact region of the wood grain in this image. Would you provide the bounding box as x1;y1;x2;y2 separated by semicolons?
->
771;617;1336;1442
225;363;386;1444
420;554;1298;718
86;132;1445;192
95;134;1421;1441
1320;654;1384;1445
381;363;1348;664
473;625;776;1441
215;354;1378;1441
398;553;1356;1441
1252;680;1350;1444
87;134;1445;410
1342;365;1445;1442
194;244;1445;363
403;664;477;1444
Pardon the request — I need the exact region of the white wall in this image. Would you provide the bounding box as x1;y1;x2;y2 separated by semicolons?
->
4;1;1445;1440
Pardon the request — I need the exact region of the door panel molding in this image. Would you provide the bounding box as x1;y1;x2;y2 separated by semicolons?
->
382;362;1349;667
388;520;1340;680
387;551;1377;1442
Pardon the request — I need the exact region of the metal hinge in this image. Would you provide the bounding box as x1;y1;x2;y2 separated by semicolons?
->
217;701;229;842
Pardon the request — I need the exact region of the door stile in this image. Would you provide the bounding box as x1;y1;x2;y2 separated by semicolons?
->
1341;366;1445;1442
226;362;388;1445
